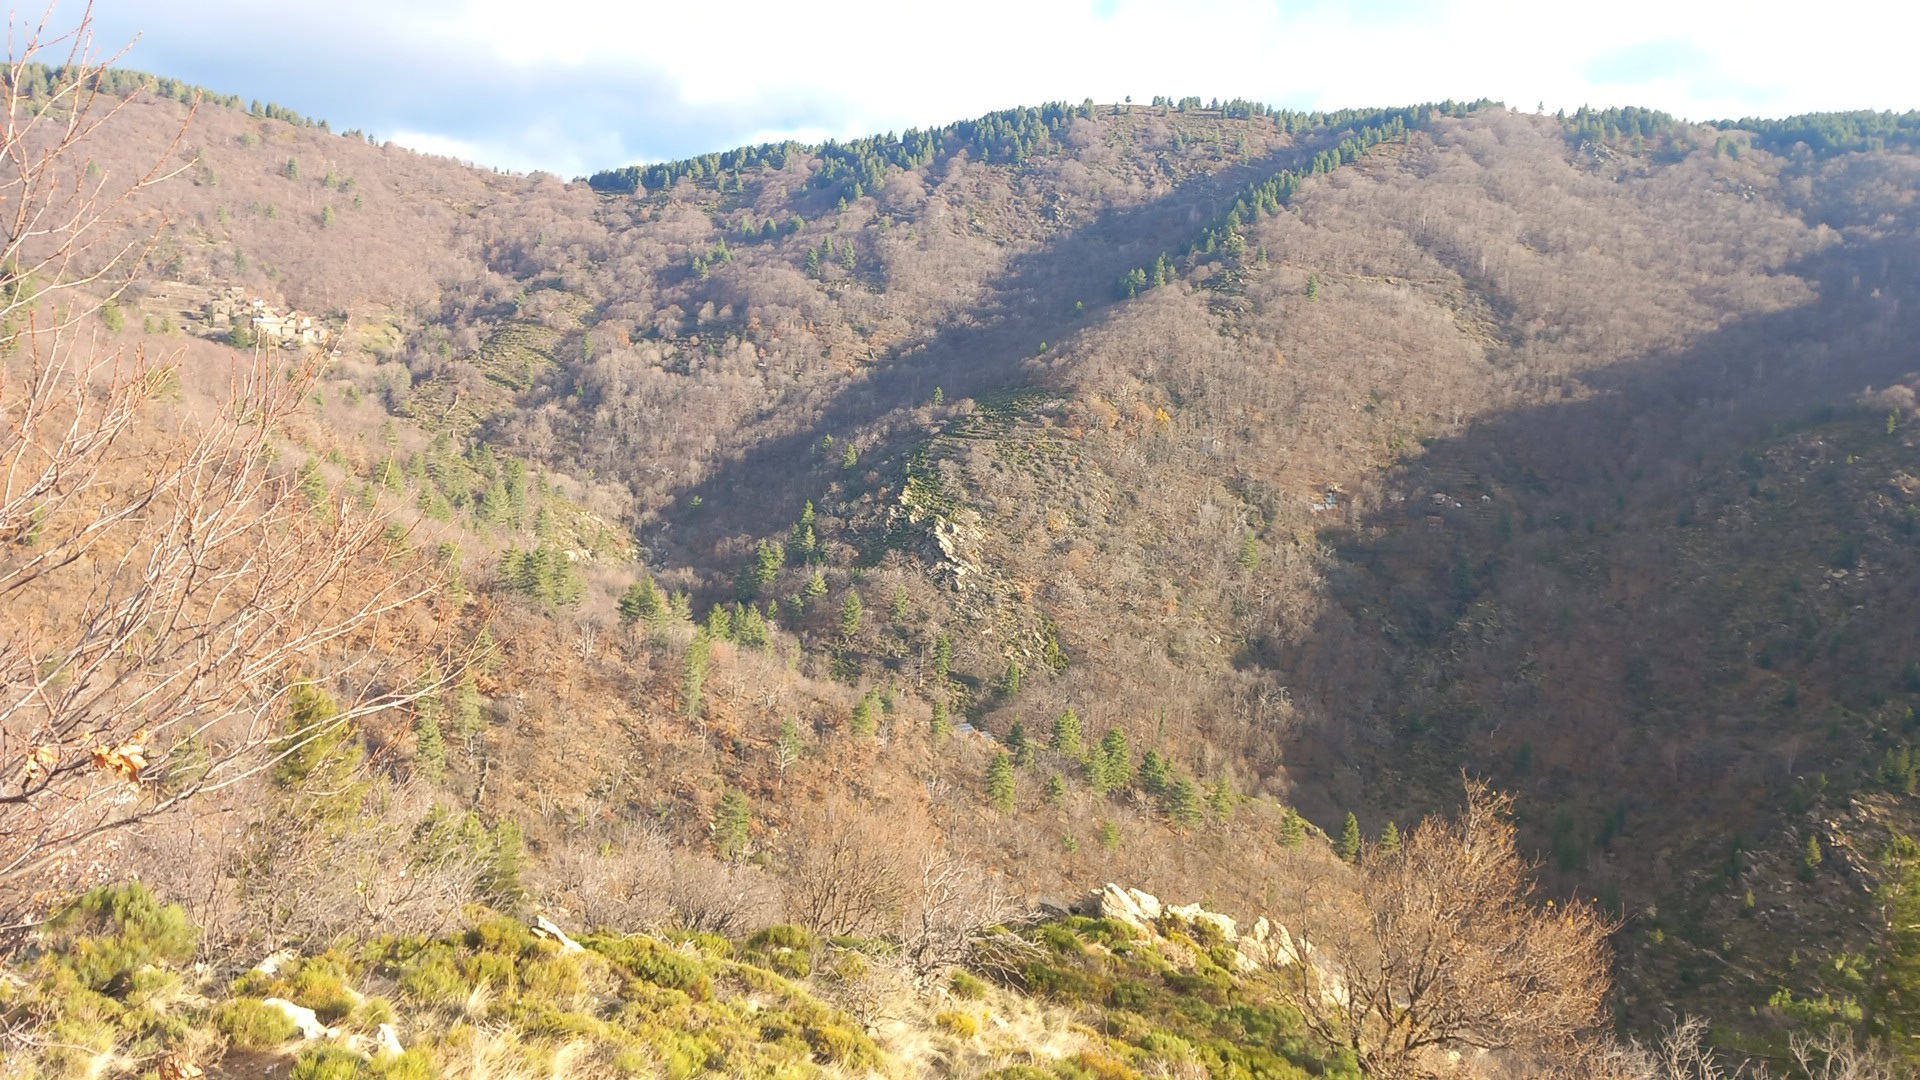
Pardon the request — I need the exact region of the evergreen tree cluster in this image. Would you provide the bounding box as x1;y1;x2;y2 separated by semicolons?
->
1115;101;1488;299
499;544;585;606
6;62;331;130
1560;105;1679;146
588;100;1102;198
1713;109;1920;157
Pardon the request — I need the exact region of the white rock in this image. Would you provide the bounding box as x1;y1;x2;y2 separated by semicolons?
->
531;914;586;954
263;998;334;1040
1125;887;1163;920
253;949;298;976
377;1023;404;1057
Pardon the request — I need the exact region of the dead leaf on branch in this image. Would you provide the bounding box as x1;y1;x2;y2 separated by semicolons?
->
90;729;149;783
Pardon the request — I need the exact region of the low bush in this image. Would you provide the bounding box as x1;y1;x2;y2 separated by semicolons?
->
215;997;301;1048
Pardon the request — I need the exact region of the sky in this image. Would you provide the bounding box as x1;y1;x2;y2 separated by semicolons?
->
65;0;1920;178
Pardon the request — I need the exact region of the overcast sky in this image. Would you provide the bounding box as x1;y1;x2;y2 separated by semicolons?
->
74;0;1920;178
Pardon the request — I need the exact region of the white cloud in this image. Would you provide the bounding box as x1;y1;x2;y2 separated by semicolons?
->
87;0;1920;174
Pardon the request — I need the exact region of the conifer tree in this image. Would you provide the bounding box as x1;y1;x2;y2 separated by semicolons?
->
840;589;864;638
932;634;954;680
850;693;877;736
1140;749;1172;795
1338;811;1363;863
617;575;663;628
987;752;1017;812
1280;807;1307;848
1208;778;1236;821
683;633;712;721
713;788;751;862
1051;708;1084;757
705;604;734;641
1096;728;1132;791
1008;722;1034;766
413;700;447;781
1379;820;1403;857
1165;778;1203;828
930;699;953;740
1047;772;1067;804
734;603;770;649
788;501;818;564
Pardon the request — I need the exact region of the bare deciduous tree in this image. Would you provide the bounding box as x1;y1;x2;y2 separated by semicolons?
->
0;5;452;923
1285;778;1617;1079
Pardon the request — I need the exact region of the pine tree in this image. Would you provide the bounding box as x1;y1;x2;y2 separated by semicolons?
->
987;752;1017;812
1802;832;1823;880
448;670;484;742
1050;708;1083;757
739;538;784;599
1046;772;1067;804
1140;749;1172;795
1165;778;1203;828
413;701;447;781
932;634;954;680
734;603;770;649
890;585;910;623
1379;820;1403;857
705;604;734;641
1208;778;1236;821
683;633;712;721
1338;812;1363;863
1094;728;1132;792
850;693;877;736
1008;722;1034;766
1238;532;1261;571
1279;807;1307;848
840;589;864;638
713;788;752;862
929;699;953;740
787;502;818;564
1098;820;1121;850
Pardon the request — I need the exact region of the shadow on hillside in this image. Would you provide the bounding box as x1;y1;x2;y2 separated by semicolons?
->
1285;227;1920;822
654;131;1375;567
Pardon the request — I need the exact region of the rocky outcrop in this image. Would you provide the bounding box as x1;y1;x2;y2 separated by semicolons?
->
1086;883;1339;995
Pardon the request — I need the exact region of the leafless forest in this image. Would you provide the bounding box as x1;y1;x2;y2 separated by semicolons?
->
7;31;1920;1073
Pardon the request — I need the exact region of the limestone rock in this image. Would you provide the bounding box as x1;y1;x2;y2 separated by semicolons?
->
532;914;586;953
264;997;335;1040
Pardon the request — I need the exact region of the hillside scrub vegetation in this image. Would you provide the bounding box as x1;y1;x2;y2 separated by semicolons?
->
6;1;1920;1072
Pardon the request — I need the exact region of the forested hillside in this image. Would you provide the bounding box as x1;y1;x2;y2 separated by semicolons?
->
7;26;1920;1077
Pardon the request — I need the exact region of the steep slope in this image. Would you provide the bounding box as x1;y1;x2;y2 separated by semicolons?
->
44;69;1920;1054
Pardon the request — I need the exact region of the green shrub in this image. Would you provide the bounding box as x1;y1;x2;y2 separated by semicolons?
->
367;1049;435;1080
595;936;708;995
950;969;988;1000
519;954;585;1003
355;996;395;1027
746;924;815;952
806;1022;878;1067
43;883;199;995
291;1044;367;1080
1108;979;1153;1010
215;997;301;1048
397;947;468;1005
935;1009;980;1037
